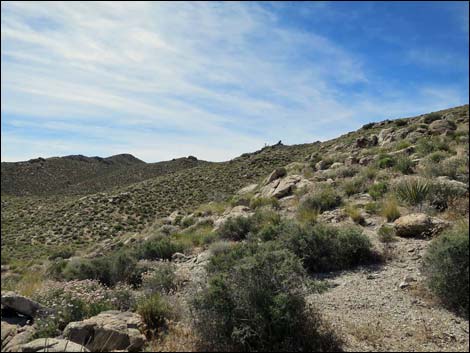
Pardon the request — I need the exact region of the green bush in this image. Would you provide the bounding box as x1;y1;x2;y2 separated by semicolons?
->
280;223;375;273
422;223;469;318
137;237;186;261
422;112;441;124
217;216;253;241
48;248;74;260
61;250;139;287
193;242;340;351
416;136;450;157
342;177;366;196
428;180;468;211
250;197;280;210
377;154;395;169
378;225;397;243
368;182;388;200
142;262;177;294
299;186;342;213
137;293;171;331
394;156;414;175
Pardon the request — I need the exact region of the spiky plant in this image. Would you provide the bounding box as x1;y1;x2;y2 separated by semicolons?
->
394;177;430;211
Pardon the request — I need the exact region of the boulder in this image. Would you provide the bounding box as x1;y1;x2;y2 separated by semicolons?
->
19;338;89;352
237;183;258;195
394;213;450;238
1;292;44;318
429;119;456;135
264;168;286;185
315;160;329;171
329;162;344;169
63;311;146;352
378;127;395;145
344;156;359;166
260;175;312;199
214;206;252;229
1;322;35;352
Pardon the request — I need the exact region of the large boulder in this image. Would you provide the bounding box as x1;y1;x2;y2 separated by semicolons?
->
378;127;395;145
394;213;450;238
1;292;44;318
260;175;312;199
263;168;286;185
63;311;146;352
19;338;89;352
429;119;456;135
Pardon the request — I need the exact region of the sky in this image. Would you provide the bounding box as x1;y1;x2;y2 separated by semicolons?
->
1;1;469;163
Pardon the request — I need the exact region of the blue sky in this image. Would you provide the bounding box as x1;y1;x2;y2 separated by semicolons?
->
1;1;468;162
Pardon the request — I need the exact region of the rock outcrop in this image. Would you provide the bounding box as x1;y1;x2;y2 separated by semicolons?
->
63;311;146;352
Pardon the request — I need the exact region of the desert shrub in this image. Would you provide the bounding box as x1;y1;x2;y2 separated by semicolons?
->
280;223;374;273
342;176;366;196
395;119;408;127
344;205;365;225
142;262;177;295
368;182;388;200
422;112;441;124
416;136;450;157
394;177;430;209
173;224;218;247
250;197;280;210
137;237;186;261
209;240;234;256
48;248;74;260
377;154;395;169
394;156;414;174
299;186;342;213
428;151;450;163
422;223;469;319
362;122;375;130
195;201;228;216
377;225;397;243
192;242;340;351
60;250;142;287
181;216;196;228
364;201;380;214
381;197;401;222
217;216;253;241
419;155;468;182
427;180;468;211
360;166;378;180
296;206;319;226
137;293;171;332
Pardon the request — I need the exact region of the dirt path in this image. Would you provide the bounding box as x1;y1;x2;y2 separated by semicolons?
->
309;228;469;352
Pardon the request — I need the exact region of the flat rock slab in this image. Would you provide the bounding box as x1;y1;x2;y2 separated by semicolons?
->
1;292;44;317
19;338;89;352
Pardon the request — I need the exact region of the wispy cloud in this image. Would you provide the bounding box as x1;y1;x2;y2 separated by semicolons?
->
1;2;468;162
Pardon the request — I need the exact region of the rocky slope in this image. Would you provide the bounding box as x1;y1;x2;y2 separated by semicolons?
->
1;104;468;352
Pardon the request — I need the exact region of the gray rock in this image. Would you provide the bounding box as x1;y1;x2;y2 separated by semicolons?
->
394;213;450;238
19;338;89;352
63;311;146;352
1;292;44;318
429;119;457;135
264;168;286;185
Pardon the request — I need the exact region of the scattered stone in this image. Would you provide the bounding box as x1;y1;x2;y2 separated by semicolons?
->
171;252;189;262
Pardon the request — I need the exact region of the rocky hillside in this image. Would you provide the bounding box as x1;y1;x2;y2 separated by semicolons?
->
1;104;468;352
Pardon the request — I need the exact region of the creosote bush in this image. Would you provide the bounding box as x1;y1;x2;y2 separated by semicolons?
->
279;222;375;273
422;223;469;319
192;242;341;351
217;216;253;241
299;186;342;213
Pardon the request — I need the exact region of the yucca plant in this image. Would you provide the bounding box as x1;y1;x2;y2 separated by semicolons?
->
394;177;430;211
